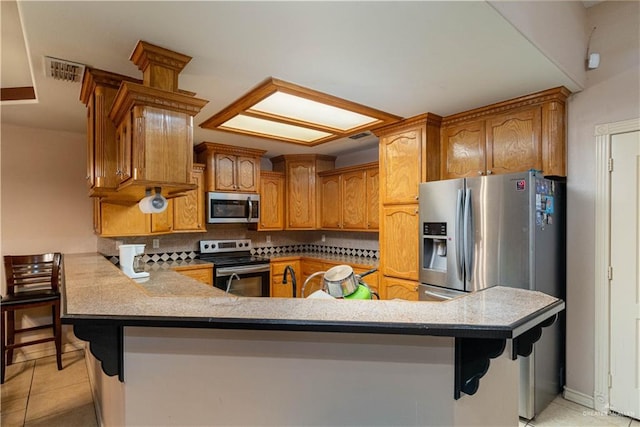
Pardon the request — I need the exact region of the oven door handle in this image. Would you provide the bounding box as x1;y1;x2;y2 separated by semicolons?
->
216;264;270;276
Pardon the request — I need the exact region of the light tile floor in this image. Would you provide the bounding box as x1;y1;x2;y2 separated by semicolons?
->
1;349;639;427
0;350;97;427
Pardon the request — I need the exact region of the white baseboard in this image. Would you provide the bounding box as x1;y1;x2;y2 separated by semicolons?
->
563;387;595;409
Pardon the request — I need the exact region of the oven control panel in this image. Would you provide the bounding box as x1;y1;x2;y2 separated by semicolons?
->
199;239;252;254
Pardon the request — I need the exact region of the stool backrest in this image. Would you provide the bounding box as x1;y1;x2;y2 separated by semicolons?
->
3;253;62;296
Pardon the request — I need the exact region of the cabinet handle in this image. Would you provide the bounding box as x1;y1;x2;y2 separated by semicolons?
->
487;170;493;175
86;175;90;180
415;195;419;200
414;286;418;291
477;171;483;176
415;208;419;214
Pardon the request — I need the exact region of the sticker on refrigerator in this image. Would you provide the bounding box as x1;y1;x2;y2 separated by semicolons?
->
545;196;554;214
516;180;526;191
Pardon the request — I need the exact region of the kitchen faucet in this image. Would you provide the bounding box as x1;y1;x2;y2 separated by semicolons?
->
225;273;241;295
282;265;297;298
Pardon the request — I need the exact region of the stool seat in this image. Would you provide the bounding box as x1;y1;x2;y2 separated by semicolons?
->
1;290;60;306
2;253;63;384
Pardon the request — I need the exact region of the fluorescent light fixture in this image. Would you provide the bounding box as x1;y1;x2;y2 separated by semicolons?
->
200;77;400;146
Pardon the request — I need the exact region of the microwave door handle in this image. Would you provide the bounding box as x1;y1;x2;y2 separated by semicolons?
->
247;197;253;223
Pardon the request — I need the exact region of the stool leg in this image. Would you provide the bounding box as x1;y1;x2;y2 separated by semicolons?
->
1;309;6;384
6;310;15;366
53;302;62;371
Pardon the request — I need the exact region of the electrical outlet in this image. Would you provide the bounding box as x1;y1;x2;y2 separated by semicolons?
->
152;238;160;249
266;235;271;243
321;234;326;243
115;240;123;249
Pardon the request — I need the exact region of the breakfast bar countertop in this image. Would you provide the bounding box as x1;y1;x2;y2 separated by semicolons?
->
62;253;564;340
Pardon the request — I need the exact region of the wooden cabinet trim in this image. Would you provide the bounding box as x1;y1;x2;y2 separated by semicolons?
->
372;113;442;137
317;161;378;177
441;86;570;127
194;141;266;158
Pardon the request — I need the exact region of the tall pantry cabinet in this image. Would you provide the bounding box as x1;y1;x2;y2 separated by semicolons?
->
373;113;442;300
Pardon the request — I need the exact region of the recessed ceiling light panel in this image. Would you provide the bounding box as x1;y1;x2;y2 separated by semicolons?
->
200;77;401;146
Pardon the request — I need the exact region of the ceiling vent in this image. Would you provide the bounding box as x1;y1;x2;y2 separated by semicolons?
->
44;56;85;82
348;132;371;140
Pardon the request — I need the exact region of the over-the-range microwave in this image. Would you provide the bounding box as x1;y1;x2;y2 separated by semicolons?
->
207;192;260;224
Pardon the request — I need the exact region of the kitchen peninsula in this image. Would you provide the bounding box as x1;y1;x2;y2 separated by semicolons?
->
63;253;563;426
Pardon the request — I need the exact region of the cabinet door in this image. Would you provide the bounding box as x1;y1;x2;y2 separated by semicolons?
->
342;171;367;230
151;200;174;234
319;175;342;229
382;276;419;301
173;167;205;232
173;266;213;286
365;168;379;230
380;129;422;204
116;112;133;185
139;107;192;184
236;156;259;192
271;260;300;298
100;202;150;237
287;161;316;229
441;121;486;179
486;108;542;175
301;259;325;297
259;172;284;230
214;153;237;191
380;204;419;280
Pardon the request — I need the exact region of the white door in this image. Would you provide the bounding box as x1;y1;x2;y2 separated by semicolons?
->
610;130;640;419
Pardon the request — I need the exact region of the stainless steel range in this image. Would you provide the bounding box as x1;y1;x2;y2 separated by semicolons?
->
198;239;270;297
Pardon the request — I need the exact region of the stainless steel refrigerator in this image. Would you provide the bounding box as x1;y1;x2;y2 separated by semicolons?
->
418;170;565;420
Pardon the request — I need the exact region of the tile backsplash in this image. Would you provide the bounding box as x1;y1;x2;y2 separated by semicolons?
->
98;225;379;259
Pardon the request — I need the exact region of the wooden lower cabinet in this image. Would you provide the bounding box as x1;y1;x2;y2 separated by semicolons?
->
380;204;420;281
271;258;379;298
381;276;419;301
172;264;213;286
270;259;301;298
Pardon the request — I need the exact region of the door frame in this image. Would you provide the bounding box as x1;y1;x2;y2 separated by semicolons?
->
594;117;640;414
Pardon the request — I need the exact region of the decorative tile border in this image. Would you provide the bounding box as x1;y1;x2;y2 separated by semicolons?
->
106;245;379;265
252;245;379;260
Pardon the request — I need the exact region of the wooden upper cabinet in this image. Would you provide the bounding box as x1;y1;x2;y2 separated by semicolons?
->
319;174;342;229
317;163;378;231
79;68;141;195
195;142;265;193
366;168;379;230
441;120;486;179
271;154;336;230
342;170;367;229
258;171;285;231
96;165;206;237
103;41;208;202
441;86;569;178
173;164;206;232
375;113;442;205
487;108;542;175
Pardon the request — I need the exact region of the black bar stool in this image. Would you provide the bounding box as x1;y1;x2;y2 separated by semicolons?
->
1;253;63;384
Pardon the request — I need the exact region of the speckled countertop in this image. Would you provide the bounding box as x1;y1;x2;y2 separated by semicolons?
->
62;253;563;339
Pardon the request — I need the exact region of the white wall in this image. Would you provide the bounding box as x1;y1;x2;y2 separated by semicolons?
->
565;0;640;400
1;123;97;359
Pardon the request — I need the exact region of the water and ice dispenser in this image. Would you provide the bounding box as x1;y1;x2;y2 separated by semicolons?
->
422;222;448;272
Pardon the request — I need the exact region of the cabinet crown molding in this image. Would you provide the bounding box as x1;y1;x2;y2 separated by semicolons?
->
109;82;208;126
194;141;266;158
442;86;570;127
269;153;337;163
79;67;141;105
318;162;378;177
372;113;443;137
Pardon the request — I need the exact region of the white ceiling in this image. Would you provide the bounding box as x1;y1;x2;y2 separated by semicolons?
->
1;1;583;159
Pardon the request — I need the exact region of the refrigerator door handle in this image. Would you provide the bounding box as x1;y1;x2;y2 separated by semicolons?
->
455;189;464;281
463;188;474;282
